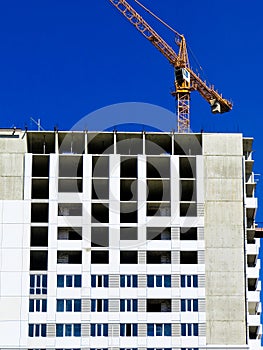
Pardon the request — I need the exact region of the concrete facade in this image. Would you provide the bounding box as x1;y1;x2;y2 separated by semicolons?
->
0;129;261;349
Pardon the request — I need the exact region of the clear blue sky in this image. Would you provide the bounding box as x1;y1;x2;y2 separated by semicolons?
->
1;0;263;338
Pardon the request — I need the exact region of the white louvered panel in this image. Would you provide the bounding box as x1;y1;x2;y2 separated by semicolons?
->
198;274;206;288
199;298;206;312
138;250;146;264
171;227;180;241
109;323;119;337
81;323;90;337
199;323;206;336
82;298;90;312
198;250;205;264
109;274;120;288
109;299;119;312
197;202;204;216
172;323;181;337
198;227;204;240
138;323;147;337
46;323;55;337
138;348;147;350
172;299;180;312
138;274;147;288
138;299;146;312
171;274;180;288
171;250;180;264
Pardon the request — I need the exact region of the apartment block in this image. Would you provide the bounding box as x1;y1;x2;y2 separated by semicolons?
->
0;129;261;350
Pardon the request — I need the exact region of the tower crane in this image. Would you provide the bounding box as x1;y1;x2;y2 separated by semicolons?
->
108;0;233;133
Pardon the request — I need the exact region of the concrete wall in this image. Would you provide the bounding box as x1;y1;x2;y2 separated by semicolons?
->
203;133;247;345
0;130;27;200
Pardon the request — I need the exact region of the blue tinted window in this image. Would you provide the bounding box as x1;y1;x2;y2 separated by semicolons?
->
28;324;33;337
194;323;198;336
29;300;34;312
132;275;137;287
36;299;40;312
36;288;41;295
74;299;81;312
74;275;81;287
104;299;108;312
133;299;138;311
193;275;198;287
74;324;81;337
37;275;41;287
120;299;125;311
57;300;64;312
66;275;72;287
164;275;171;287
42;287;47;295
127;275;131;287
120;275;125;287
156;324;162;336
181;275;185;287
30;275;34;288
97;324;101;336
156;275;162;287
103;324;108;336
91;299;96;312
181;299;186;311
42;275;47;287
187;275;191;287
41;324;46;337
188;323;192;335
57;275;64;287
120;323;125;336
181;323;186;336
187;299;191;311
42;299;47;312
147;275;154;287
91;324;95;336
35;324;40;337
127;299;131;311
66;299;72;312
147;323;154;336
104;275;109;287
193;299;198;311
30;288;34;294
91;275;96;287
164;324;171;336
133;324;138;336
65;324;72;336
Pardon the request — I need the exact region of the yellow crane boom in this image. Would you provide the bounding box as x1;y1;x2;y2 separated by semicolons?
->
108;0;233;132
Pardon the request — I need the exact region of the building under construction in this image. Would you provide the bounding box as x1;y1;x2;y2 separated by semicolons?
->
0;129;261;349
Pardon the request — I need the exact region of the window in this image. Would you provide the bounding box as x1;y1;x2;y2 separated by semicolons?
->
120;275;137;287
57;275;82;288
181;348;199;350
120;324;138;336
181;299;198;312
91;227;109;247
29;299;47;312
90;324;108;337
120;299;138;312
58;203;82;216
180;275;198;288
30;251;48;270
91;299;108;312
56;324;81;337
147;251;171;264
180;251;197;264
181;323;198;336
91;251;109;264
56;299;81;312
147;275;171;287
120;251;138;264
57;251;82;264
28;324;46;337
91;275;109;287
120;227;138;240
30;274;47;295
147;324;171;336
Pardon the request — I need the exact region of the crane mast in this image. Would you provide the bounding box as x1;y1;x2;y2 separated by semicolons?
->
108;0;233;132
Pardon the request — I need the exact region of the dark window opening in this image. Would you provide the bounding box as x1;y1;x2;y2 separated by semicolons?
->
58;132;85;154
57;227;82;240
31;227;48;247
147;180;170;201
91;227;109;247
180;180;196;201
59;156;83;177
147;227;171;240
92;179;109;200
120;203;137;223
31;179;49;199
91;251;109;264
58;179;82;193
179;157;196;178
120;179;137;201
57;251;82;264
120;227;138;240
88;133;114;154
147;158;170;178
92;156;109;177
147;299;171;312
180;203;197;217
145;134;172;155
58;203;82;216
180;227;197;240
120;251;138;264
32;155;49;177
27;132;55;154
180;251;198;264
92;203;109;223
120;157;137;178
147;203;171;216
31;203;49;223
147;251;171;264
116;135;143;155
30;251;48;270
